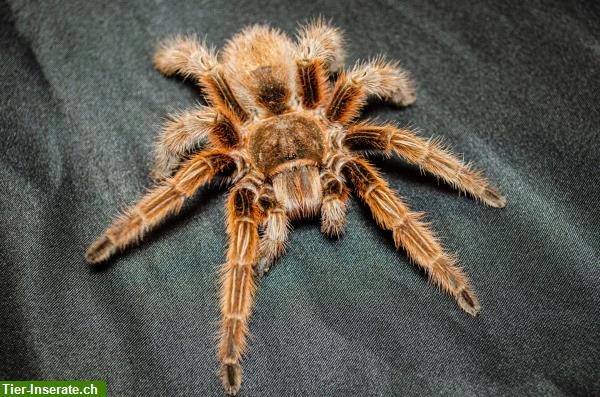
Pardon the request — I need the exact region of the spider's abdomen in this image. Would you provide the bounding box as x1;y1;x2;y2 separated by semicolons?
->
222;25;296;116
248;113;324;176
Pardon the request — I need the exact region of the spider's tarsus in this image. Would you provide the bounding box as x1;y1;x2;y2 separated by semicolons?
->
256;257;271;277
149;168;169;183
391;86;416;107
482;187;507;209
320;198;347;237
456;289;481;317
85;235;116;265
220;363;242;395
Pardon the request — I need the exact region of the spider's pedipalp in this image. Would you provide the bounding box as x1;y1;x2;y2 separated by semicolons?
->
296;17;346;73
350;57;416;106
85;150;238;264
153;35;250;122
222;25;297;117
343;123;506;207
219;174;263;395
256;185;289;275
339;155;481;315
320;170;349;236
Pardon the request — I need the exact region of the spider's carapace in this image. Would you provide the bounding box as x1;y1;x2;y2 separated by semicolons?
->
248;113;325;174
86;20;506;395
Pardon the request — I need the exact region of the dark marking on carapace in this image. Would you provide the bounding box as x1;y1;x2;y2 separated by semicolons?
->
248;113;324;175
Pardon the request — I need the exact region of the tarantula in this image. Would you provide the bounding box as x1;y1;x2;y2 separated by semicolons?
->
86;20;506;395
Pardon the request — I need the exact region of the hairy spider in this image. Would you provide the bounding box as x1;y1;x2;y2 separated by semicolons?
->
86;20;506;395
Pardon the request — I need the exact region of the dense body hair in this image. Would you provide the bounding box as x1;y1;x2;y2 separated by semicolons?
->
87;20;506;395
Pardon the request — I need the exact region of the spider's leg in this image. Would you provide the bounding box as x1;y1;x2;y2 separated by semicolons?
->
343;123;506;208
325;70;367;124
297;17;346;74
320;170;350;236
256;184;289;276
295;56;329;110
325;58;417;124
219;173;263;395
85;150;240;264
336;154;481;316
154;35;250;122
152;105;242;181
349;57;416;106
294;18;345;109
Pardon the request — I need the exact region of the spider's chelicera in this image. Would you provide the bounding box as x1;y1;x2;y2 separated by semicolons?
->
86;20;506;395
